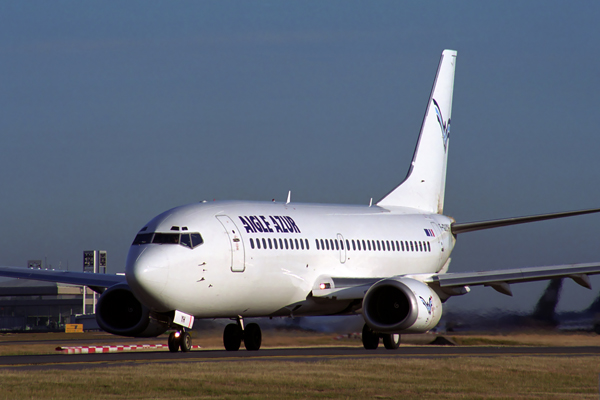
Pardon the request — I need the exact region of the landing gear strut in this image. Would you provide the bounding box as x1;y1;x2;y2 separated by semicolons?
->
168;329;193;352
362;324;400;350
223;317;262;351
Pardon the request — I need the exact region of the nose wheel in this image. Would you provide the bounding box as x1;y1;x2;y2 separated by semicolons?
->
168;330;192;352
223;317;262;351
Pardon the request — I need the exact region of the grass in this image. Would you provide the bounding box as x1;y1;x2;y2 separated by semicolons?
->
0;357;598;399
1;331;599;398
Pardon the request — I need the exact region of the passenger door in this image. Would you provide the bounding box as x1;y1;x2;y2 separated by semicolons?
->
216;215;246;272
337;233;346;264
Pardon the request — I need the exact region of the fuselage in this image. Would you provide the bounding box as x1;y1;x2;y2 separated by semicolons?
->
126;200;455;319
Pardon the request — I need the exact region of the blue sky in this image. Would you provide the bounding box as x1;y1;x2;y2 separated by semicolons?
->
1;1;599;312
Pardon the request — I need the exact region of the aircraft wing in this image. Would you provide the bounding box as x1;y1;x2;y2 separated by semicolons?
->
312;262;600;300
428;262;600;296
0;266;126;292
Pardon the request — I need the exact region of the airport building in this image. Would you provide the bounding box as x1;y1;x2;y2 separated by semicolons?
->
0;251;107;332
0;278;97;331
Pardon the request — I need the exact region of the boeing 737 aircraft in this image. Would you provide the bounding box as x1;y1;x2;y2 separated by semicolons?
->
2;49;600;352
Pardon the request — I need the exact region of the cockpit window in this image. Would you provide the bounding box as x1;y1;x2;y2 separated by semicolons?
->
132;231;203;249
132;233;153;245
180;233;192;248
191;233;203;247
153;233;180;244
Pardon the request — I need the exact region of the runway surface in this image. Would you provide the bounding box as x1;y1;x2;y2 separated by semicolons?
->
1;346;599;371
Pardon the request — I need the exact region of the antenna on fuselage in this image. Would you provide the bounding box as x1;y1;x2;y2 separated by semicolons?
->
369;198;373;207
286;191;291;204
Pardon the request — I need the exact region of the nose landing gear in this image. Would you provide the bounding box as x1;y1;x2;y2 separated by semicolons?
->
168;329;192;352
223;317;262;351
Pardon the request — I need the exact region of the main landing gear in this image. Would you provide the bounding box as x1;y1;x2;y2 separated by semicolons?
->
362;324;400;350
168;329;192;353
223;317;262;351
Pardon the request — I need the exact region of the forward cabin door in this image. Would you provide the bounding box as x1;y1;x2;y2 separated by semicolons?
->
216;215;246;272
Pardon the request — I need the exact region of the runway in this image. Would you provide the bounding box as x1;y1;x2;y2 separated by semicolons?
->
1;346;599;370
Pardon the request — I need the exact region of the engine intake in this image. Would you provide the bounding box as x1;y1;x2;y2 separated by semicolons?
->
362;278;442;334
96;283;169;337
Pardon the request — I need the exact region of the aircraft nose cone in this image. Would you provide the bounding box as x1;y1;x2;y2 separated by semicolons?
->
126;246;170;311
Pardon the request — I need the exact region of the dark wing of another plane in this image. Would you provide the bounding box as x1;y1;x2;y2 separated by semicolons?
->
0;266;125;293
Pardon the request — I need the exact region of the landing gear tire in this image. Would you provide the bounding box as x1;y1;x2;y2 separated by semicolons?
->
382;333;400;350
180;331;192;352
223;323;243;351
362;324;379;350
168;331;180;353
243;323;262;351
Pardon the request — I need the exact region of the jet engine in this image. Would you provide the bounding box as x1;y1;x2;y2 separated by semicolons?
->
96;283;170;337
362;277;442;333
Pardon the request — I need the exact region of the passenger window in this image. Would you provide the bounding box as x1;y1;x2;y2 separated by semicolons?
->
345;240;349;250
352;240;356;251
329;239;334;250
250;238;255;249
300;239;304;250
274;239;278;249
410;242;414;251
262;238;267;249
362;240;366;250
279;238;283;249
305;239;310;250
427;242;431;252
391;241;395;251
316;239;320;250
367;241;372;251
335;240;339;250
386;241;390;251
319;239;324;250
400;241;404;251
268;238;273;249
180;234;192;248
285;239;289;249
257;239;261;249
377;241;381;251
419;242;423;252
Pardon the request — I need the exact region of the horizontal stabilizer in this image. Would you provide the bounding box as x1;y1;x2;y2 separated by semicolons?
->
451;208;600;235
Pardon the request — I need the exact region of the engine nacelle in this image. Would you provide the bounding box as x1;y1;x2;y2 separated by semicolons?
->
96;283;170;337
362;277;442;334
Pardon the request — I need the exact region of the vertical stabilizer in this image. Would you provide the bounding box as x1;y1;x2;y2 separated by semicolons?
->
377;50;457;213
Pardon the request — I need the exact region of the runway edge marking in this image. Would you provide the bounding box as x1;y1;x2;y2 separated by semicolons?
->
56;344;202;354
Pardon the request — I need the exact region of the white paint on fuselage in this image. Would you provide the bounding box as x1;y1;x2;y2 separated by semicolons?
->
126;200;455;319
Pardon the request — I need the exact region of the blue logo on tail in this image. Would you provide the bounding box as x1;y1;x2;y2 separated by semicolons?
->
433;99;450;152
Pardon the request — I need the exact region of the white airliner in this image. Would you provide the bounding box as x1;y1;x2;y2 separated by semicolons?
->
2;49;600;352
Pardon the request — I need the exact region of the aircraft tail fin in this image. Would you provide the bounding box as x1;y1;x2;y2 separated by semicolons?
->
377;50;457;213
531;278;563;324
